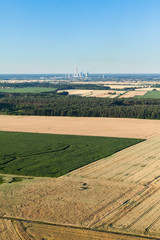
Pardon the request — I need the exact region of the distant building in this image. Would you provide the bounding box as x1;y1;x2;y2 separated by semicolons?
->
73;68;88;78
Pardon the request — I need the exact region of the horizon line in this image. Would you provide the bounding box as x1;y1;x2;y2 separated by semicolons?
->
1;73;160;75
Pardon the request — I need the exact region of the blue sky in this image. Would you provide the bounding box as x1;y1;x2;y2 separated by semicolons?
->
0;0;160;73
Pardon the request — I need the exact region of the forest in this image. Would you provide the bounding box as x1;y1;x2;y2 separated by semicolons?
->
0;82;111;90
1;92;160;119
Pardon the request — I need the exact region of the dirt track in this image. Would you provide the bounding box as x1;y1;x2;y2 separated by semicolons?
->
0;115;160;139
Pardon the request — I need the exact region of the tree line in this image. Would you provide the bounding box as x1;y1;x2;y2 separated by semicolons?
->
0;82;111;90
0;92;160;119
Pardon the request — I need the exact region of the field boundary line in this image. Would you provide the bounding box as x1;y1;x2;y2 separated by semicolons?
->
0;216;160;240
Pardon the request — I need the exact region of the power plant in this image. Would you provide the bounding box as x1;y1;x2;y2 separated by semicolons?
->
73;68;88;78
64;68;89;79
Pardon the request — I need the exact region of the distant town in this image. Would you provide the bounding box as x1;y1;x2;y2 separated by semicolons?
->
1;72;160;83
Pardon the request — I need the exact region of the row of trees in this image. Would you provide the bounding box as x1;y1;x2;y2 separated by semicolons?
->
0;82;111;90
1;92;160;119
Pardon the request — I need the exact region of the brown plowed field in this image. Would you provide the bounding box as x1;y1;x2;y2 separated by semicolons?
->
1;115;160;139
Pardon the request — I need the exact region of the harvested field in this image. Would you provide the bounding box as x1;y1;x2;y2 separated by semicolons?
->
0;219;21;240
2;116;160;239
119;90;147;98
71;135;160;184
1;115;160;139
105;84;140;89
136;88;160;91
1;136;160;239
71;81;146;86
0;218;153;240
13;220;154;240
58;89;125;98
69;135;160;238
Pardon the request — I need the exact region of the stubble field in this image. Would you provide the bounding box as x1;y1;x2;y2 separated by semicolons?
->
1;116;160;239
119;90;147;98
1;115;160;139
58;89;125;98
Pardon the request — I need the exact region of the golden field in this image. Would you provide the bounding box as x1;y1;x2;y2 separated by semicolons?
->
1;116;160;239
57;89;125;98
1;115;160;139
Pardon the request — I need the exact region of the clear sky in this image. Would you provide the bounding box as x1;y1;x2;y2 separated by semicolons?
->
1;0;160;74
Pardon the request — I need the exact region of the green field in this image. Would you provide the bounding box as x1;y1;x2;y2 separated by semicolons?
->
0;176;4;184
0;87;57;93
136;91;160;99
0;131;144;177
